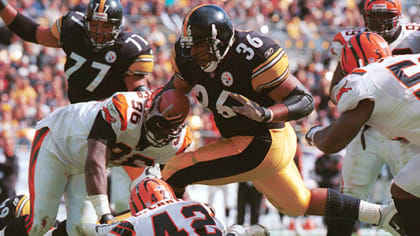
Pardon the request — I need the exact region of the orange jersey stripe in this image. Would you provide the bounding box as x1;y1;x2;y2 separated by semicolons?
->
112;94;129;131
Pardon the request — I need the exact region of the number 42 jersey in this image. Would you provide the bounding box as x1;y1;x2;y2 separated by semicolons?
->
84;199;226;235
332;53;420;145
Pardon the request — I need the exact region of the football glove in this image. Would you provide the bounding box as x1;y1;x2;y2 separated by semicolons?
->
305;126;323;146
230;93;273;123
99;213;118;224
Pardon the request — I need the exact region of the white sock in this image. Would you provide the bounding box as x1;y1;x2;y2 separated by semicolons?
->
358;200;381;225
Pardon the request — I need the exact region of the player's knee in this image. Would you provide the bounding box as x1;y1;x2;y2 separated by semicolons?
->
30;216;56;236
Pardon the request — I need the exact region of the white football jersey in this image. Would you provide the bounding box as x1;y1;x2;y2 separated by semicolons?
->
332;53;420;144
89;199;226;235
330;23;420;56
35;91;189;168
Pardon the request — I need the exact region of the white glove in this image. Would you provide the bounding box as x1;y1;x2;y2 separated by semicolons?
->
230;93;273;122
305;126;323;146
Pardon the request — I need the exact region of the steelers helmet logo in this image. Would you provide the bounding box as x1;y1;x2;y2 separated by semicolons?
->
221;72;233;87
105;50;117;63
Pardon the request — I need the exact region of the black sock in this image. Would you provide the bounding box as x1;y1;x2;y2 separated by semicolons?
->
325;189;360;220
325;217;356;236
393;198;420;236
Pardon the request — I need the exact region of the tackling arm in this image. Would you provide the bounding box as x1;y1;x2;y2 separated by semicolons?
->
310;99;374;153
0;0;59;46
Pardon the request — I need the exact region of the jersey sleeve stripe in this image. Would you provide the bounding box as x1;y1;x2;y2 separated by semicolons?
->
112;94;129;131
126;61;154;75
51;17;63;43
170;46;182;76
252;50;289;92
255;67;289;93
252;48;285;78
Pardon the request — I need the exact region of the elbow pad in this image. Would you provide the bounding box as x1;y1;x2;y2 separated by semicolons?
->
8;12;39;43
283;84;315;121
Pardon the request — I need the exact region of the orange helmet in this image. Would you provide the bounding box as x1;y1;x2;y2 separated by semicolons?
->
363;0;402;41
129;178;176;215
341;32;391;74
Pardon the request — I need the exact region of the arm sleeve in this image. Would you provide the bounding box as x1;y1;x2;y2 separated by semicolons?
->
87;112;117;148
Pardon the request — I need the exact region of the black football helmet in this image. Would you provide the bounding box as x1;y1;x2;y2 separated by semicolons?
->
85;0;123;50
180;4;235;73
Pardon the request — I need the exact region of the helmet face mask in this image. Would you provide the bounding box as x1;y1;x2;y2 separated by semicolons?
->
85;0;123;51
180;4;235;73
364;0;401;41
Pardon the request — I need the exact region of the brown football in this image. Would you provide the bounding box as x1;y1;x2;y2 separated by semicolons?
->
159;89;191;123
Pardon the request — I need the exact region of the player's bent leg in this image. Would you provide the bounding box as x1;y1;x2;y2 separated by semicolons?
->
391;154;420;235
163;123;297;189
253;161;310;216
28;131;67;236
65;173;97;236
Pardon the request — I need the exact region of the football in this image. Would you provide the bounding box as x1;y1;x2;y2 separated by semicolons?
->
159;89;191;123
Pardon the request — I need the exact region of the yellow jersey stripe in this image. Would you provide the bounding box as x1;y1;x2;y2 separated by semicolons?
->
252;49;285;79
252;52;289;92
98;0;106;13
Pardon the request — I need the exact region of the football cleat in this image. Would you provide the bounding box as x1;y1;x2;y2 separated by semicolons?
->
246;224;270;236
378;201;406;236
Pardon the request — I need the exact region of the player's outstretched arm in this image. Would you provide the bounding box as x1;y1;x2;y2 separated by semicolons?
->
0;0;60;47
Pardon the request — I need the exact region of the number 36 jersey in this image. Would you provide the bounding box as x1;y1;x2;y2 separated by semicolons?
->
332;53;420;145
171;30;289;138
35;91;190;169
51;11;154;103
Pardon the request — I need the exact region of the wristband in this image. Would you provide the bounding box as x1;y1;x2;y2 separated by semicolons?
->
89;194;111;219
0;0;8;11
263;108;273;123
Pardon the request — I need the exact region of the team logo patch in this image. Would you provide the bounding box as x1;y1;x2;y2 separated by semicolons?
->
265;47;274;58
221;72;233;87
336;80;352;103
105;51;117;63
103;107;116;123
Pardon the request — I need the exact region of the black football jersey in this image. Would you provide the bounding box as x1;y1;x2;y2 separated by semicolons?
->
172;30;290;138
55;11;153;103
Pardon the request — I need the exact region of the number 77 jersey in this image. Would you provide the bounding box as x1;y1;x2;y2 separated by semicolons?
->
54;11;154;103
332;53;420;144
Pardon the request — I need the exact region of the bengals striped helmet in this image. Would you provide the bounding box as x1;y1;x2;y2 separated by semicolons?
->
364;0;402;41
341;32;391;74
129;178;176;215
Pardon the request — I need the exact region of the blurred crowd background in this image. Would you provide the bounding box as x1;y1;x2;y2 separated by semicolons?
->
0;0;419;233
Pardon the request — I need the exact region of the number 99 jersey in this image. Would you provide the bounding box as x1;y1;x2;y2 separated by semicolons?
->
51;11;154;103
171;30;290;138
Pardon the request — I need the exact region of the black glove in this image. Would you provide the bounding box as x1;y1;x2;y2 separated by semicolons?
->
0;0;8;11
99;213;118;224
230;93;273;122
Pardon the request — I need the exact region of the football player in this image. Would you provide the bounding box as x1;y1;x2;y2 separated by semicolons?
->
306;32;420;235
0;0;155;217
82;177;227;235
158;4;398;229
0;89;191;235
0;0;153;103
327;0;420;234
